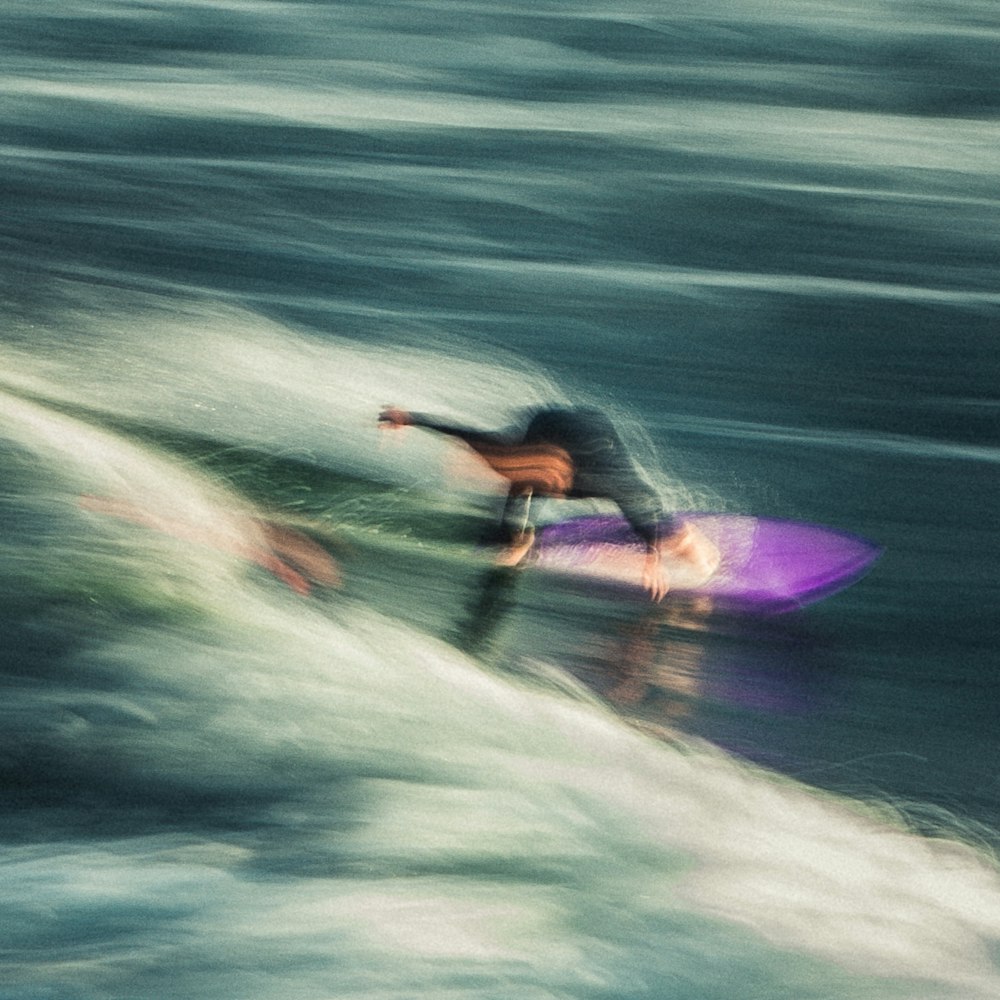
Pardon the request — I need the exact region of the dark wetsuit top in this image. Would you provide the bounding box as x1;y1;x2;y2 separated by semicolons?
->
409;406;675;549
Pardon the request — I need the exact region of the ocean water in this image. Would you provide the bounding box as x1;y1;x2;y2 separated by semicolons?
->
3;2;1000;997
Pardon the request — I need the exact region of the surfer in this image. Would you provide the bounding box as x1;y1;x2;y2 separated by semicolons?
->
378;404;715;601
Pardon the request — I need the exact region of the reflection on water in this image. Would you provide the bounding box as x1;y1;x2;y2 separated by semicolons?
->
457;562;715;719
595;600;715;713
450;559;864;790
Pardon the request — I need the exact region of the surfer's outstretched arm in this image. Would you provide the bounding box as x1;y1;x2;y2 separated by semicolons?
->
378;407;521;449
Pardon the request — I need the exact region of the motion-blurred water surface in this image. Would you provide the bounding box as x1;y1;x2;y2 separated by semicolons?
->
3;2;999;997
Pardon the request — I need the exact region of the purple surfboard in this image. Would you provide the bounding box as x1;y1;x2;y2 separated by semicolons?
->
533;513;882;613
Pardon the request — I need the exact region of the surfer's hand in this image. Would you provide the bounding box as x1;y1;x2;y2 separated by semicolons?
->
642;547;670;602
378;406;412;429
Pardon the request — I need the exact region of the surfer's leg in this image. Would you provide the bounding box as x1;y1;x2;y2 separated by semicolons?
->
493;489;536;567
452;565;520;655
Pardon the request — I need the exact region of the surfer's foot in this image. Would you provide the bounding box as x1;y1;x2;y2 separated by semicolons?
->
495;529;535;567
663;523;719;579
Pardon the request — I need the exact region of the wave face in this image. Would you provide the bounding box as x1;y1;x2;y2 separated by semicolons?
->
3;2;1000;998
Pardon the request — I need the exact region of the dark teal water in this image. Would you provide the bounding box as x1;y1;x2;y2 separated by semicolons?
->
3;3;1000;997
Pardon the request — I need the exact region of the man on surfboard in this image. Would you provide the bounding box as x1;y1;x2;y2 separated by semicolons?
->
378;404;715;601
